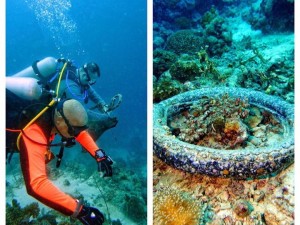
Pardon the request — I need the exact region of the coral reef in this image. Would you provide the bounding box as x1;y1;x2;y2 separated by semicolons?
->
165;30;203;55
197;48;221;79
6;199;39;225
153;75;183;102
169;59;200;83
264;60;294;102
153;49;177;79
154;187;202;225
201;7;232;56
263;174;294;223
6;152;147;225
154;4;294;102
153;0;294;224
122;194;147;222
238;51;294;103
153;36;165;49
174;16;193;29
154;29;294;103
243;0;294;33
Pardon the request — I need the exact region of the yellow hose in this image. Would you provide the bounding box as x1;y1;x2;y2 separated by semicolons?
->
55;62;68;97
16;62;68;150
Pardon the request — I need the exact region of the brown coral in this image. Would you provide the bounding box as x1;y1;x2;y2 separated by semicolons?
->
169;59;200;83
154;187;202;225
165;30;203;55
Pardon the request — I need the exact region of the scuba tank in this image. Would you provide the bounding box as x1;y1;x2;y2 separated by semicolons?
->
12;57;57;79
6;77;43;100
6;56;58;100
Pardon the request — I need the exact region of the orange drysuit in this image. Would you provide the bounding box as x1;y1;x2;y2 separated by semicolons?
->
19;123;99;216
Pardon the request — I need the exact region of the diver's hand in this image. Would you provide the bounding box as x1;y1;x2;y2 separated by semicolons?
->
95;149;113;177
93;103;109;113
77;205;104;225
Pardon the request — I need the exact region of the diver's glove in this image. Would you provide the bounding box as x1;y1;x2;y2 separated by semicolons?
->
77;205;104;225
97;103;109;113
95;149;113;177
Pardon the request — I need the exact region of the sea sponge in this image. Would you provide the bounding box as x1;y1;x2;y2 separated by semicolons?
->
153;76;183;102
154;187;202;225
169;59;200;83
153;49;177;78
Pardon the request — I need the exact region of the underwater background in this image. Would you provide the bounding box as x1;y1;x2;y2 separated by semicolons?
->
6;0;147;224
153;0;294;224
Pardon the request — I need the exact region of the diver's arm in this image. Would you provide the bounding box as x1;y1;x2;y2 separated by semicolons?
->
75;130;99;157
19;123;79;216
87;86;108;112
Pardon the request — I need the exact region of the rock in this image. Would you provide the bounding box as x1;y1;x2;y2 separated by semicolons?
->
244;107;263;128
253;190;265;202
233;199;253;218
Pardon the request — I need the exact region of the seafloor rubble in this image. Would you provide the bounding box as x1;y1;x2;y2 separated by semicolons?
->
153;155;294;225
168;93;284;150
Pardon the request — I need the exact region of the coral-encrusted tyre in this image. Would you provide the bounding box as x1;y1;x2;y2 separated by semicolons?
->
153;87;294;179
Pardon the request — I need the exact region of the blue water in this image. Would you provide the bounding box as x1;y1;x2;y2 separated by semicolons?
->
6;0;147;152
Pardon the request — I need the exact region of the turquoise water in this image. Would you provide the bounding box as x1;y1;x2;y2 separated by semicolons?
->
6;0;147;224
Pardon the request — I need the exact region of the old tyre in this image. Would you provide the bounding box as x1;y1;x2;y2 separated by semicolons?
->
153;87;294;179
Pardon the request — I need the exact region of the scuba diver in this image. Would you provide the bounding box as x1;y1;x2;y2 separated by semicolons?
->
6;60;116;225
8;98;112;225
6;56;122;113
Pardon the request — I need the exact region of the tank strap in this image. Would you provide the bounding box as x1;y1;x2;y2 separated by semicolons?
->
32;60;43;77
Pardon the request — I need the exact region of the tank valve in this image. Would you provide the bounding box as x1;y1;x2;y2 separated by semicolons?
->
43;88;56;96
